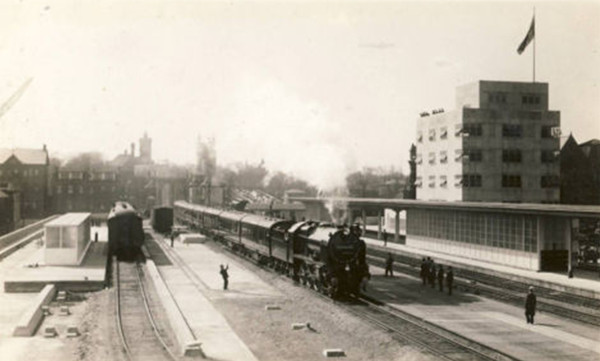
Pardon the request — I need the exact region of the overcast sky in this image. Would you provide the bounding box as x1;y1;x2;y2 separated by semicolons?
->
1;1;599;189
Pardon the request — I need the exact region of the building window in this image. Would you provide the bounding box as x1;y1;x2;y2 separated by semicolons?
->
415;177;423;188
541;150;557;163
416;154;422;165
488;92;506;103
439;151;448;164
417;132;423;143
68;185;73;194
79;185;84;194
439;175;447;187
440;127;448;139
34;169;39;176
464;149;482;162
502;124;522;137
31;201;37;210
428;129;436;141
462;174;482;187
541;175;559;188
56;186;62;194
428;152;436;164
428;175;436;188
462;123;483;137
415;177;422;188
502;174;522;188
522;94;540;105
502;149;522;163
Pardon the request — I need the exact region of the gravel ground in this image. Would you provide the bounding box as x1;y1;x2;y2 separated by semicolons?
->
54;239;433;361
204;241;434;361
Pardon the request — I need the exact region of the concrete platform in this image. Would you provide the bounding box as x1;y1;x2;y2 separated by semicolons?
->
363;235;600;299
147;231;268;361
364;269;600;361
3;241;107;293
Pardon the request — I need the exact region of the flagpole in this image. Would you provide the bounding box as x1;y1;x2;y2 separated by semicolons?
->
533;7;536;83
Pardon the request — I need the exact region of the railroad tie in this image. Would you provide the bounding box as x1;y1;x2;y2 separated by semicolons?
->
265;305;281;311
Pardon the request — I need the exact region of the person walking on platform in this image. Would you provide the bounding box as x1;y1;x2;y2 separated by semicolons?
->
428;260;436;288
382;229;388;247
420;258;428;286
385;253;394;277
446;267;454;295
525;286;537;324
220;264;230;290
437;265;444;292
170;233;175;248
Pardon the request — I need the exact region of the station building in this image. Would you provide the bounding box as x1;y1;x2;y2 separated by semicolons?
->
416;80;561;203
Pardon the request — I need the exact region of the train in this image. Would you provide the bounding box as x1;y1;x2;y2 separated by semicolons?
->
151;206;174;234
107;201;145;261
174;201;367;299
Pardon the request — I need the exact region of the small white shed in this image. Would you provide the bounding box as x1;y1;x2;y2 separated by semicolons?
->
44;213;92;265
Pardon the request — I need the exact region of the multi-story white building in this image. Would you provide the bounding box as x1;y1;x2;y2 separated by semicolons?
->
416;80;560;203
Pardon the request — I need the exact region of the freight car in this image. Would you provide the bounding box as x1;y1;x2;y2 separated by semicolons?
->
173;201;367;298
108;201;145;261
151;206;174;234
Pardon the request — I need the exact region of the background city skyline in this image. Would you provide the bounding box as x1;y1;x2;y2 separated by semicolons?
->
1;0;599;189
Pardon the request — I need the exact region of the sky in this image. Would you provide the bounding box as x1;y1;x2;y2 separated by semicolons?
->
0;0;599;189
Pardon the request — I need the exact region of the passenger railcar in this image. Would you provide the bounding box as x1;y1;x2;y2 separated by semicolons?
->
173;201;367;298
108;201;145;261
151;206;174;234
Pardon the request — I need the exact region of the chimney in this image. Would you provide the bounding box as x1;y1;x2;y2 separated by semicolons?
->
43;144;47;151
131;143;135;157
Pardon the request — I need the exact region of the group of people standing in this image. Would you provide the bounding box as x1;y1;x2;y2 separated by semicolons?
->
420;257;454;295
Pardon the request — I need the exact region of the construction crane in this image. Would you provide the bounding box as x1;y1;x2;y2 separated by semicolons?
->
0;77;33;121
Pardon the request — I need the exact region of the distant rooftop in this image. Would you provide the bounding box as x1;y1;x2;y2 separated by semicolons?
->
0;148;48;165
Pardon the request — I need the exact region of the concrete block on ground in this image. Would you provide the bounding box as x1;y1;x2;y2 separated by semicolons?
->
66;326;79;337
41;305;51;316
184;342;206;357
13;284;56;337
265;305;281;310
59;306;70;316
56;290;67;302
323;349;346;357
43;326;58;338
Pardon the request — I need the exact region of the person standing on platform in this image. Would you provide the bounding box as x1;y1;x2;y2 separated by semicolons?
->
525;286;537;324
170;233;175;248
428;260;436;288
385;253;394;277
420;258;428;286
437;265;444;292
220;264;230;290
382;229;388;247
446;267;454;295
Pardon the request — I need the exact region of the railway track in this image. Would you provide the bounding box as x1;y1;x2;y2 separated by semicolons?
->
367;250;600;327
157;231;517;361
115;260;179;361
341;296;518;361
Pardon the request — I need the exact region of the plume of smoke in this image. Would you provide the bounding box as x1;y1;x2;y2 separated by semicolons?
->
318;186;349;225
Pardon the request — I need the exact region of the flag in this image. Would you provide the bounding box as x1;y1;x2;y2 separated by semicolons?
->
517;17;535;54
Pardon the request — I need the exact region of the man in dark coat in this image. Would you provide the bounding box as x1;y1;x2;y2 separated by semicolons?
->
437;265;444;292
382;229;388;247
428;260;436;288
420;258;427;286
525;286;537;324
220;264;229;290
385;253;394;277
446;267;454;295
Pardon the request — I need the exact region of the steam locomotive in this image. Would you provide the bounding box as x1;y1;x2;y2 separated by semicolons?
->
174;201;367;298
107;201;145;261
